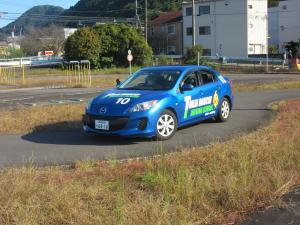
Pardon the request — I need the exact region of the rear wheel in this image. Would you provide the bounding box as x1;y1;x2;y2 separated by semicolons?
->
156;110;177;141
215;98;231;122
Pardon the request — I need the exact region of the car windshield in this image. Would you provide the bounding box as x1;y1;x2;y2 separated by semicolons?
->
118;70;182;90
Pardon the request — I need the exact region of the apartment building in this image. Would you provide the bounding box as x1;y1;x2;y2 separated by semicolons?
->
183;0;268;57
270;0;300;52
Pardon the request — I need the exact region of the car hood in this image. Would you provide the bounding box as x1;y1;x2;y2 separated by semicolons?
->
89;89;168;116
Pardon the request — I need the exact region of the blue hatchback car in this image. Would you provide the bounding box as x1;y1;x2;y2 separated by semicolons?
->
83;66;233;140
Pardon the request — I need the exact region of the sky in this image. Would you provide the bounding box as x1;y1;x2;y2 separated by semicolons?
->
0;0;79;28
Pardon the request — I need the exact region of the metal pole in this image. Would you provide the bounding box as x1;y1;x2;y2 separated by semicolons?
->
266;15;269;73
145;0;148;42
135;0;139;28
192;0;196;48
129;61;132;75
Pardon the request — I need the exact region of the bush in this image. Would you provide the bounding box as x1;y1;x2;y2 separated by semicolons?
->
183;45;203;65
64;24;153;69
156;55;173;65
64;27;101;68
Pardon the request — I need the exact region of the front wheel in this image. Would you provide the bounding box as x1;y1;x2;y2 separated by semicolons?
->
215;98;231;122
155;110;178;141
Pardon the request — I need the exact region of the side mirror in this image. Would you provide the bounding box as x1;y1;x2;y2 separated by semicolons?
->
116;78;121;87
181;84;194;92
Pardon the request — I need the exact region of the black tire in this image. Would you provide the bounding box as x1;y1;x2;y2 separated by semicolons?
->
155;109;178;141
215;98;231;122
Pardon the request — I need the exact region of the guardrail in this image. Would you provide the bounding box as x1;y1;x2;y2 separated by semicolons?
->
0;56;63;67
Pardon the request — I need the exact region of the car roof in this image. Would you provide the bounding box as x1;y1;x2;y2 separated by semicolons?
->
141;65;212;73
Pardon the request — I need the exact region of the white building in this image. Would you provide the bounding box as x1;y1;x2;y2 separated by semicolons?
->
183;0;268;57
268;6;279;47
64;28;78;40
278;0;300;52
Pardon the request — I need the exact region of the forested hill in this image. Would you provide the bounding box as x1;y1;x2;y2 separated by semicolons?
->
0;5;64;35
64;0;281;18
63;0;181;19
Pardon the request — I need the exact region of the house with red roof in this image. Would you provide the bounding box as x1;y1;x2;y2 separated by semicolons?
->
148;11;183;56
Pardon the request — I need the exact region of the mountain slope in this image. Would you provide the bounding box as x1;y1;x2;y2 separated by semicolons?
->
0;5;64;36
64;0;181;19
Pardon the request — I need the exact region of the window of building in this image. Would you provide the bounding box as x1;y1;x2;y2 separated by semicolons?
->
280;25;285;31
282;5;287;10
186;7;192;16
248;5;253;9
199;5;210;16
199;26;211;35
249;45;254;53
186;27;193;36
167;25;176;35
202;49;211;56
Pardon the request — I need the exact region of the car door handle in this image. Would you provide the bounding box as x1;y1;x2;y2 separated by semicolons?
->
217;85;221;90
199;91;204;95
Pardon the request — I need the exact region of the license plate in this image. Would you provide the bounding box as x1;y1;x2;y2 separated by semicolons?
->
95;120;109;130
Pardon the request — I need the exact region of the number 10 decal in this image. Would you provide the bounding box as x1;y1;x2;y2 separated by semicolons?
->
116;98;131;105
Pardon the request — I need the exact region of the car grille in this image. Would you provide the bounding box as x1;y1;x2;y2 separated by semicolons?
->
83;114;129;132
138;118;148;131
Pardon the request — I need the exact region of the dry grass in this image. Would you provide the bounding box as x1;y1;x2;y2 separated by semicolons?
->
0;99;299;225
235;80;300;92
0;103;85;134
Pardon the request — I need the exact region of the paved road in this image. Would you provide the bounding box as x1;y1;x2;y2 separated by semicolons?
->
0;89;299;168
0;73;299;108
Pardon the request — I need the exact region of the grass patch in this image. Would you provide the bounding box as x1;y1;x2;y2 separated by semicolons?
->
235;80;300;92
0;104;85;134
0;99;299;225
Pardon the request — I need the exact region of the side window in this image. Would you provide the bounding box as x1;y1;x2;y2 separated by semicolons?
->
181;72;199;88
198;70;215;85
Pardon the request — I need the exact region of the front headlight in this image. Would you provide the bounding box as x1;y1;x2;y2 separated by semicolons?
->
86;98;94;111
129;100;159;113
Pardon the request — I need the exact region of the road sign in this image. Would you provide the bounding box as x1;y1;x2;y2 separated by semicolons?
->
127;54;133;62
45;51;54;56
127;50;133;75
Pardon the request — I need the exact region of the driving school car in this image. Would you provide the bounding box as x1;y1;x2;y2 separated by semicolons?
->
83;66;233;140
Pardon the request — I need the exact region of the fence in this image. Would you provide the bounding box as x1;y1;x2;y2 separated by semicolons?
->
0;59;91;87
65;60;91;87
153;55;293;72
0;66;24;85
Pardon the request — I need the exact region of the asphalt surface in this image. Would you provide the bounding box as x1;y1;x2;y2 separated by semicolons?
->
239;187;300;225
0;89;299;169
0;73;299;108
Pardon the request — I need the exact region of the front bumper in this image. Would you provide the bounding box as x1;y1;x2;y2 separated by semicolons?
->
82;111;160;137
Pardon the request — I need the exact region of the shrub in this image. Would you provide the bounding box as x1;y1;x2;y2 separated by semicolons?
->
64;24;153;68
183;45;203;65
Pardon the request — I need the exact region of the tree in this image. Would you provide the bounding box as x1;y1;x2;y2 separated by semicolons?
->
183;45;203;65
285;41;299;58
64;27;101;68
268;45;279;54
268;0;280;7
6;47;25;58
64;24;153;68
20;25;65;56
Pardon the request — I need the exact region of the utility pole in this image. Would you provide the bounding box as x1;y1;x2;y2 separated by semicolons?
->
145;0;148;42
192;0;196;48
135;0;140;28
266;15;269;73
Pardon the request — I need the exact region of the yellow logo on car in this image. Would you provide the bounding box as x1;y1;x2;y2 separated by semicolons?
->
213;91;219;108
